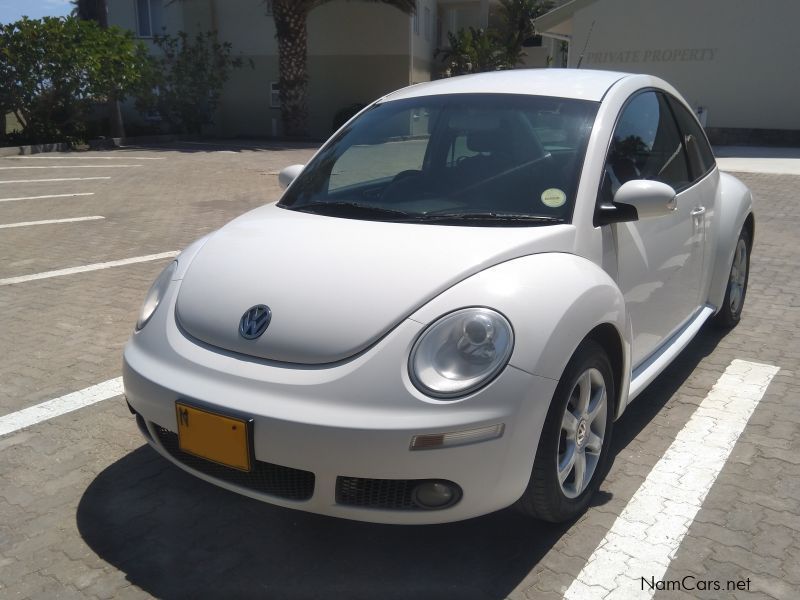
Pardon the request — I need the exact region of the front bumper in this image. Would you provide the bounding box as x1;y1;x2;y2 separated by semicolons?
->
123;285;558;524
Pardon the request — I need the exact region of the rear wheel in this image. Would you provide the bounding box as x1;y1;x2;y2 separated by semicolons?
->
714;227;750;329
517;339;614;522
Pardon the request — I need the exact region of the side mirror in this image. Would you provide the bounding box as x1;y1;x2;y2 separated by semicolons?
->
278;164;304;190
595;179;677;225
615;180;677;219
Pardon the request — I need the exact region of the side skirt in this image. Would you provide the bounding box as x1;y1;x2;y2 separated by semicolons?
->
627;305;715;403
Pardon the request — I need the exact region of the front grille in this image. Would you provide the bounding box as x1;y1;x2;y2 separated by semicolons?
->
336;476;460;510
153;425;315;501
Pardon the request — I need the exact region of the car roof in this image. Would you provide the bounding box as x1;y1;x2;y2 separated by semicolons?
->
380;68;636;103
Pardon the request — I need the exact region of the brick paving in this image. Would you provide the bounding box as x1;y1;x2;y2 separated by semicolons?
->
0;146;797;599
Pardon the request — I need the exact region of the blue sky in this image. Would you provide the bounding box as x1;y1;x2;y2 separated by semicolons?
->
0;0;73;24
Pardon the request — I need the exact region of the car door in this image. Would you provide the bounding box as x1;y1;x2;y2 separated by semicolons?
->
601;91;705;367
665;94;720;301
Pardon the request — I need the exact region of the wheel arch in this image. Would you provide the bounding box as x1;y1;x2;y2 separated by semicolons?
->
585;323;626;420
409;253;633;415
708;171;755;311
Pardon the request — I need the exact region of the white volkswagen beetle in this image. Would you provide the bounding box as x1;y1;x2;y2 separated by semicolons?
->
123;70;753;524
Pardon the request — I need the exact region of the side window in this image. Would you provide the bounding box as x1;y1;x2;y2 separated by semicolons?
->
666;95;716;180
604;91;691;198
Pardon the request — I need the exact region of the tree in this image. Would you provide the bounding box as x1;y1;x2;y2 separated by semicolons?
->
0;17;152;145
272;0;415;137
71;0;108;27
494;0;555;66
136;31;247;134
436;28;507;77
70;0;130;138
435;0;554;77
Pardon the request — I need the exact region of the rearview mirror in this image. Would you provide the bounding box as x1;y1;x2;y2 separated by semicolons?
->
278;164;304;190
614;180;677;219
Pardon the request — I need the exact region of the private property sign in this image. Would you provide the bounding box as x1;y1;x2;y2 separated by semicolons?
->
584;48;718;64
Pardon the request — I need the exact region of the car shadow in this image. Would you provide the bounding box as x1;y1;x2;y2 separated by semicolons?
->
609;323;728;455
76;324;727;600
77;448;570;600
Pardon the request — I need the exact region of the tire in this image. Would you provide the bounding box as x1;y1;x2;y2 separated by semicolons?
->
714;226;751;329
516;339;615;522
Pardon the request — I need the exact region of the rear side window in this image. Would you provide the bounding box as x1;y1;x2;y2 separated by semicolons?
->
666;95;716;181
605;91;691;195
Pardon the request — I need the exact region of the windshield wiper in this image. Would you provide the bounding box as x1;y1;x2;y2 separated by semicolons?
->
414;212;566;224
288;201;413;220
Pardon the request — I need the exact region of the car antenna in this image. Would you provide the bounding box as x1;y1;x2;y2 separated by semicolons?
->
576;19;595;69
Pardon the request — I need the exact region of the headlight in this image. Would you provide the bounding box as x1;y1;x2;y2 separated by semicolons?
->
136;261;177;331
409;308;514;399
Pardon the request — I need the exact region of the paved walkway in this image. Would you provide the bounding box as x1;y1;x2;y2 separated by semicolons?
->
0;142;797;599
715;146;800;175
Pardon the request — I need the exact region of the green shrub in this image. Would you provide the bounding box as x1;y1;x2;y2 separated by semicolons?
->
0;17;151;145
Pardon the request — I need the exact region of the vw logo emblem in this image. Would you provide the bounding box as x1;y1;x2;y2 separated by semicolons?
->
239;305;272;340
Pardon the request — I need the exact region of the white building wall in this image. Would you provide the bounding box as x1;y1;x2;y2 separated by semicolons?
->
568;0;800;130
410;0;439;83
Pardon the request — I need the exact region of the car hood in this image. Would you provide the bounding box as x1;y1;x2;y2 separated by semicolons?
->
175;204;576;364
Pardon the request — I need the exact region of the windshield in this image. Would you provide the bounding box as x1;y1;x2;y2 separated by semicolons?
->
279;94;599;226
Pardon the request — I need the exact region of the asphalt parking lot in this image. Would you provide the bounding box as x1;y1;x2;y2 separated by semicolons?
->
0;142;798;600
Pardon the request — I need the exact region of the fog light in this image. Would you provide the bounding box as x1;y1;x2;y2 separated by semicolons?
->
412;480;461;509
410;423;505;450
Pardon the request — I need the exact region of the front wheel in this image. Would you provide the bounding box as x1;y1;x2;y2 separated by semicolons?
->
516;339;615;522
714;226;751;329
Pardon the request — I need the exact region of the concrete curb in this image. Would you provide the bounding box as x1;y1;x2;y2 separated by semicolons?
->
0;134;200;156
0;142;73;156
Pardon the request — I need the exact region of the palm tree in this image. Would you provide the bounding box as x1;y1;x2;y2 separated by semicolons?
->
494;0;554;66
272;0;415;137
71;0;108;26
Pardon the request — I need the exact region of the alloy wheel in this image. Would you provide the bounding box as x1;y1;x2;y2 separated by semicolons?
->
729;237;748;315
558;368;608;499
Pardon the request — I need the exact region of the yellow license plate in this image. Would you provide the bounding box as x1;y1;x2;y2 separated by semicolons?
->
176;402;252;472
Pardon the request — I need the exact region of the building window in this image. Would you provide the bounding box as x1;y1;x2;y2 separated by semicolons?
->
413;1;419;35
135;0;163;38
270;82;281;109
424;6;431;41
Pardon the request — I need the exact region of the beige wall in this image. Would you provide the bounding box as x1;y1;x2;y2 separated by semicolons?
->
109;0;184;43
411;0;439;83
214;53;411;139
108;0;424;138
412;56;434;85
214;1;276;55
569;0;800;130
215;55;280;138
309;2;410;55
308;54;410;136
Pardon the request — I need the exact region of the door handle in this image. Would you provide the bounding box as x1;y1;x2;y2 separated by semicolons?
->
691;206;706;217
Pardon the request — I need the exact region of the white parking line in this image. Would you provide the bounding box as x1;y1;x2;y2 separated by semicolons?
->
0;165;141;170
0;216;105;229
0;192;95;203
7;155;164;160
0;378;123;438
0;251;178;286
0;177;110;184
564;359;779;600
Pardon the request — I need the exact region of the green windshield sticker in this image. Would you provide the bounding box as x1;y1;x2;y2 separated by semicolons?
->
541;188;566;208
